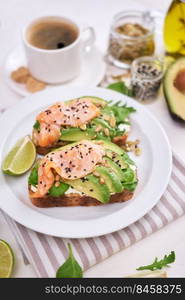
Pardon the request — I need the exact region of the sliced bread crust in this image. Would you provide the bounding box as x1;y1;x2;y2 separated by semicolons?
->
29;190;133;207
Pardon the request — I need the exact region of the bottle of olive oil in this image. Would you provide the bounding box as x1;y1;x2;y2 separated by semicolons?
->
164;0;185;57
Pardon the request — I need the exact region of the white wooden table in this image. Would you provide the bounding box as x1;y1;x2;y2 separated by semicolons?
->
0;0;185;278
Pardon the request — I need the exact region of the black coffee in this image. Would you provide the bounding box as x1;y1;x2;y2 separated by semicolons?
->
27;19;78;50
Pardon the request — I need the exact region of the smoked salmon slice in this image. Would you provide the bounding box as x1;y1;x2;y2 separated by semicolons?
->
31;140;105;197
33;98;100;147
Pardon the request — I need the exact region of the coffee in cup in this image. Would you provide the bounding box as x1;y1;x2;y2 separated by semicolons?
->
22;16;95;84
26;19;79;50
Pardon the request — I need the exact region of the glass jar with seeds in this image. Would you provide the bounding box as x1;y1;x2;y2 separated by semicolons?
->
131;56;163;102
107;10;155;68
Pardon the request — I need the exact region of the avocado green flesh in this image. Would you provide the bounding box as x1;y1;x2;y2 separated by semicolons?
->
94;140;125;155
28;140;137;202
94;166;123;193
65;96;107;107
121;168;136;184
60;128;96;141
92;118;112;130
80;96;107;107
104;157;126;182
106;150;128;169
163;57;185;121
122;182;137;191
65;175;110;203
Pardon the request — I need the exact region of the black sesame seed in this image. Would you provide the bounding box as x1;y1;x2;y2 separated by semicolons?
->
89;189;93;192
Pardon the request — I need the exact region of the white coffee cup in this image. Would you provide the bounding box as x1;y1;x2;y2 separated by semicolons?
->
22;16;95;84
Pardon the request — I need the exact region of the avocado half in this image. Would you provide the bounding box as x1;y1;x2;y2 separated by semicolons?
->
163;57;185;121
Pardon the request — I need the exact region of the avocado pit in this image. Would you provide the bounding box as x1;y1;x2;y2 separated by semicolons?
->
174;69;185;93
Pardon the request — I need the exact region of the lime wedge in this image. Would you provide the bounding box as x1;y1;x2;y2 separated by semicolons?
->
0;240;14;278
2;135;36;175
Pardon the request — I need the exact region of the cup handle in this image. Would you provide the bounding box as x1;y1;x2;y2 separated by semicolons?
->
81;26;96;52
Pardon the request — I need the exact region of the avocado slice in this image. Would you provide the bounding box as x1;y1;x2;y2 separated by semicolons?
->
163;57;185;121
80;96;107;107
122;182;137;191
92;118;113;130
60;128;96;141
94;166;123;193
65;96;107;107
65;175;110;203
103;157;126;182
103;153;137;190
106;150;128;169
94;140;135;165
94;140;125;155
121;168;136;184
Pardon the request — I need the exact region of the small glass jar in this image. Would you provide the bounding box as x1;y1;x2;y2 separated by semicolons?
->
107;10;155;68
131;56;163;102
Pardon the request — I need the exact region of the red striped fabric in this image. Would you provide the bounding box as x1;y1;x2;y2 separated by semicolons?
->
2;153;185;277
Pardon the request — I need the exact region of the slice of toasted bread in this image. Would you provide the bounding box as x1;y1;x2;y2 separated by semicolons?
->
36;138;127;155
36;141;68;155
30;190;133;207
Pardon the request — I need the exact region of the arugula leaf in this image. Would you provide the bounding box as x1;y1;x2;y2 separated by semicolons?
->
108;81;133;96
28;163;39;186
56;243;83;278
103;104;136;125
137;251;175;271
49;182;69;197
33;121;40;130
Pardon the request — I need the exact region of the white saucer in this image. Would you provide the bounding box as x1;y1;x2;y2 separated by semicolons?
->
4;45;106;97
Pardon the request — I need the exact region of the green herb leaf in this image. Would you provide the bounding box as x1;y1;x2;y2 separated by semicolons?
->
33;121;40;130
102;104;136;125
49;182;69;197
56;243;83;278
137;251;176;271
107;81;133;96
28;163;39;186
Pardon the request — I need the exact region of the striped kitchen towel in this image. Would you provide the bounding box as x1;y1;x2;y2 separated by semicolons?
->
1;152;185;277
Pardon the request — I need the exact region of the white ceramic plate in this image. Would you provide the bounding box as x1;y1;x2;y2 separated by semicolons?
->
4;45;106;97
0;86;172;238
